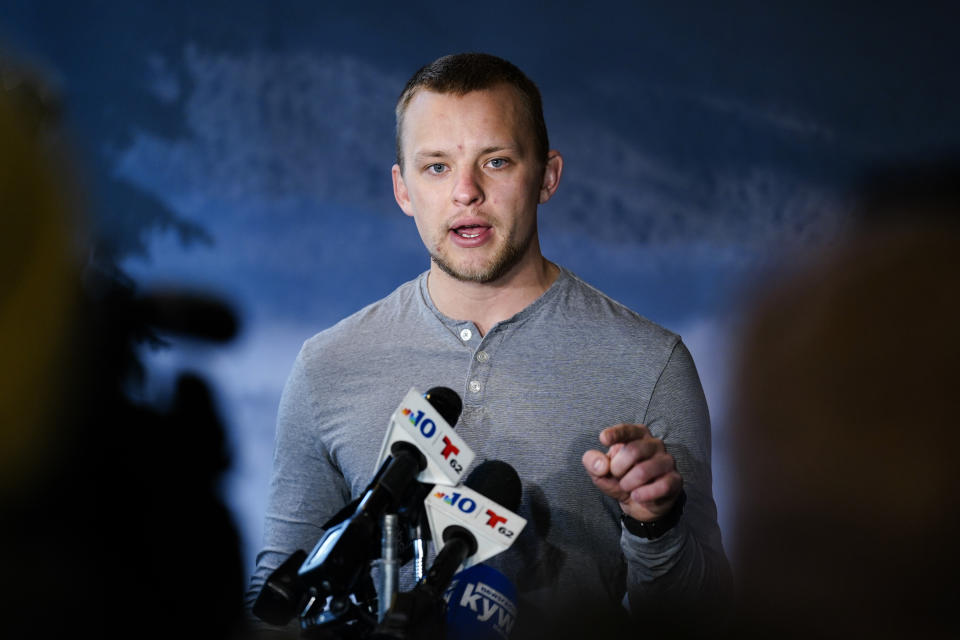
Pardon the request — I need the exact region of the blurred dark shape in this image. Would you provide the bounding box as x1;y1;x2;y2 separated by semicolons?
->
137;286;240;343
0;52;64;142
1;55;248;638
727;164;960;638
851;155;960;227
510;596;634;640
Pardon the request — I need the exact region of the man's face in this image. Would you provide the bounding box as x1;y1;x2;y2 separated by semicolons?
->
392;85;560;284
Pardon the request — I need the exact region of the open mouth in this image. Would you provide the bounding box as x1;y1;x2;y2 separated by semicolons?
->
453;225;488;239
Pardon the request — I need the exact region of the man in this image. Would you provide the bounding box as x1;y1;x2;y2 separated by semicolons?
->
248;53;730;635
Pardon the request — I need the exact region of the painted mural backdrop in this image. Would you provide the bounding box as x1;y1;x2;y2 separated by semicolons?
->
3;1;957;579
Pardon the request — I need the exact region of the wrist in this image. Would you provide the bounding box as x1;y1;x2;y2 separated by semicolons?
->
620;489;686;539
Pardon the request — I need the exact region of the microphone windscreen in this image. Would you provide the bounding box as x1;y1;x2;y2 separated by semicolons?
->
424;386;463;427
463;460;522;513
444;564;518;640
138;287;239;342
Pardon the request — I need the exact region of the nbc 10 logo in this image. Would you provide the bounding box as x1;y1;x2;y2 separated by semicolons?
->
402;407;464;474
434;491;516;539
402;407;438;438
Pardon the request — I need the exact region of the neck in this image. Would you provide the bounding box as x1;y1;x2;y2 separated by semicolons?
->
427;254;559;336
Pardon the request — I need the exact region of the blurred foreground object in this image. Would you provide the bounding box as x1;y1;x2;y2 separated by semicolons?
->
729;170;960;638
1;55;246;638
0;58;85;495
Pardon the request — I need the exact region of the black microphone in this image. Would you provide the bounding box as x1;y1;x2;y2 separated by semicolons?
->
318;386;464;533
388;385;464;546
421;386;463;427
252;386;463;627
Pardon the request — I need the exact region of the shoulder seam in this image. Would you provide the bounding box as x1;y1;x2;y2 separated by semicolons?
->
640;336;684;426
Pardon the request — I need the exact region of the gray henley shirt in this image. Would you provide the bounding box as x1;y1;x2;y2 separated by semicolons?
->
248;266;730;628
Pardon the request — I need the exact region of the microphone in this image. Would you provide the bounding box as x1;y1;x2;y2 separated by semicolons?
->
317;385;469;533
371;461;526;639
253;386;467;628
387;386;470;572
372;386;474;487
443;563;519;640
297;387;468;590
420;460;524;594
366;386;474;594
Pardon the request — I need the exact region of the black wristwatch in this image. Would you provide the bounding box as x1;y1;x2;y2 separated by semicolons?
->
621;489;686;539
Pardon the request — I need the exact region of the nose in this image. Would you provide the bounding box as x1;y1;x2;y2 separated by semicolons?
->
452;166;484;207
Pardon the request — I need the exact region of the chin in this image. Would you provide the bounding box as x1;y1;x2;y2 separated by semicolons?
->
431;235;530;284
439;255;529;284
433;258;498;283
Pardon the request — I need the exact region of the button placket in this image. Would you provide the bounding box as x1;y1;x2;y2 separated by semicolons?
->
467;337;495;398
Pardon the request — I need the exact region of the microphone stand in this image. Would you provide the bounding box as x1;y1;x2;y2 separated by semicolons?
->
299;589;378;640
369;528;476;640
377;513;400;622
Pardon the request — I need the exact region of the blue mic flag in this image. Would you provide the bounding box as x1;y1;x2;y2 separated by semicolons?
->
443;563;518;640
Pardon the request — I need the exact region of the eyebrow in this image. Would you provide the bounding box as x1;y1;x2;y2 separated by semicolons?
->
477;145;518;155
413;150;450;162
412;145;521;163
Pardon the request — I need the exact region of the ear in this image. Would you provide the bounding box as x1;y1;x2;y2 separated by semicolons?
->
392;164;415;217
538;150;563;204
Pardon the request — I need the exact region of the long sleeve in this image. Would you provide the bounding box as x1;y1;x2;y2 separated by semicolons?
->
244;342;353;612
621;340;732;625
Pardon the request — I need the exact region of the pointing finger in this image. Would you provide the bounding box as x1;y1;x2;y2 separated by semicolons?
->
600;423;650;447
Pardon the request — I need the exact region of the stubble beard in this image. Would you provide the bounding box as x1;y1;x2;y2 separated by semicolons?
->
429;228;533;284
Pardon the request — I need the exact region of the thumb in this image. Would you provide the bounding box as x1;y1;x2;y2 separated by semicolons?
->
582;449;610;478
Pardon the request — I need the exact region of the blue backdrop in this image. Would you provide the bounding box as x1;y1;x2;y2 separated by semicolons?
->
4;0;957;582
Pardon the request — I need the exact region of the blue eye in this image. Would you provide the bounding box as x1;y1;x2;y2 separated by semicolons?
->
488;158;506;168
428;163;446;174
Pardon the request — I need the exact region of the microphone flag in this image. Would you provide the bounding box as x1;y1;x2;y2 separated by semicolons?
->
423;484;527;570
444;564;519;640
374;387;475;486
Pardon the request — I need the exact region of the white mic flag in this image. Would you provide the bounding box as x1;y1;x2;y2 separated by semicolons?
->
374;387;476;486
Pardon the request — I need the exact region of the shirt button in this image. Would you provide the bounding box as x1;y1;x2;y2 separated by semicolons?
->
469;380;482;393
476;350;489;363
459;328;472;341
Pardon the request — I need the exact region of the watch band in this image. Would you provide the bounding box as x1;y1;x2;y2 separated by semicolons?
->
621;488;686;539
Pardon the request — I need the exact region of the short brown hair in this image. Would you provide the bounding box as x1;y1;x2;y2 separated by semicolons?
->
394;53;549;172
